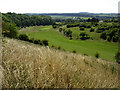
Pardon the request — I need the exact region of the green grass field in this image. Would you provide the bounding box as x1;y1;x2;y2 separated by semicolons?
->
19;25;118;62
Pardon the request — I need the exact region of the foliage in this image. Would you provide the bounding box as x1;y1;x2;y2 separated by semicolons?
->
100;32;107;40
19;34;29;41
80;27;85;31
87;17;99;22
79;32;90;40
115;51;120;64
64;29;72;37
95;52;99;58
34;40;41;44
2;12;54;28
72;50;76;53
100;28;119;42
2;21;18;38
90;28;94;32
59;28;63;32
42;40;49;46
67;23;79;28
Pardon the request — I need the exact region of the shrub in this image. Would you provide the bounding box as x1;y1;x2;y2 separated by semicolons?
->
107;36;112;42
90;28;94;32
96;29;104;33
112;36;119;42
80;27;85;31
115;51;120;64
57;46;61;50
42;40;48;46
64;29;72;37
72;50;76;53
86;25;91;28
52;25;57;28
19;34;29;41
100;32;107;40
34;40;41;44
51;45;55;48
95;52;99;58
59;28;62;32
83;53;88;56
69;37;72;40
79;32;90;40
28;38;34;43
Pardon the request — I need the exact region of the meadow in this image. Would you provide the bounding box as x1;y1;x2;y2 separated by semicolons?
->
19;25;118;62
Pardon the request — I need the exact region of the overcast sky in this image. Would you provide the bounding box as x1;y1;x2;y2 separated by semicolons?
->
0;0;119;13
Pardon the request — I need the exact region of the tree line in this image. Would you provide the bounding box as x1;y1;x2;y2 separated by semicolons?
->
2;12;55;38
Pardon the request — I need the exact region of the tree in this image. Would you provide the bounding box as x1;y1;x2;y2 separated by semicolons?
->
100;32;107;40
90;28;94;32
2;21;18;38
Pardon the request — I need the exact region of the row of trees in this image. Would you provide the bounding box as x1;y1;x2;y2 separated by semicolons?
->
19;34;49;46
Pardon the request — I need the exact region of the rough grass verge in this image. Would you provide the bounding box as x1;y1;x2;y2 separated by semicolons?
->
2;38;119;88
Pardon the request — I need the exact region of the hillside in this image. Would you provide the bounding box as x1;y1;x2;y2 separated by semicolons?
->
19;25;118;62
2;38;118;88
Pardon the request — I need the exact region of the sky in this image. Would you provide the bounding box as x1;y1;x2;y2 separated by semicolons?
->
0;0;120;13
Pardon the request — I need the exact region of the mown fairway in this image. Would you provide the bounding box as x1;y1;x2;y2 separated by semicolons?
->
19;25;118;62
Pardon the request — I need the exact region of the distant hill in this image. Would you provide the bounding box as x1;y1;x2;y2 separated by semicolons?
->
25;12;118;20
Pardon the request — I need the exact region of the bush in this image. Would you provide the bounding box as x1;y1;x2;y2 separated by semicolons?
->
57;46;61;50
79;32;90;40
83;53;88;56
107;36;112;42
96;29;104;33
19;34;29;41
72;50;76;53
34;40;41;44
28;38;34;43
112;36;119;42
42;40;48;46
59;28;62;32
80;27;85;31
90;28;94;32
95;52;99;58
86;25;91;28
115;51;120;64
100;32;107;40
52;25;57;28
51;45;55;48
64;29;72;37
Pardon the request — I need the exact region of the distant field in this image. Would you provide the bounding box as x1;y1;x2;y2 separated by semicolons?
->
50;15;91;20
51;15;73;19
19;25;118;62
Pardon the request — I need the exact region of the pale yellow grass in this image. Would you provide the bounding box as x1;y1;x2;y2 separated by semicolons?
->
2;38;119;88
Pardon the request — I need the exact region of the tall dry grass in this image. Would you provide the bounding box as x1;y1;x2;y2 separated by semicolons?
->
2;38;119;88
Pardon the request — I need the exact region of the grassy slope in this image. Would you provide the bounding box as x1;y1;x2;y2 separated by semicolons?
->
2;38;118;88
19;26;118;62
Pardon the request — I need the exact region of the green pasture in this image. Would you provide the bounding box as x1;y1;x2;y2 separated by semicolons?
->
19;25;118;62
